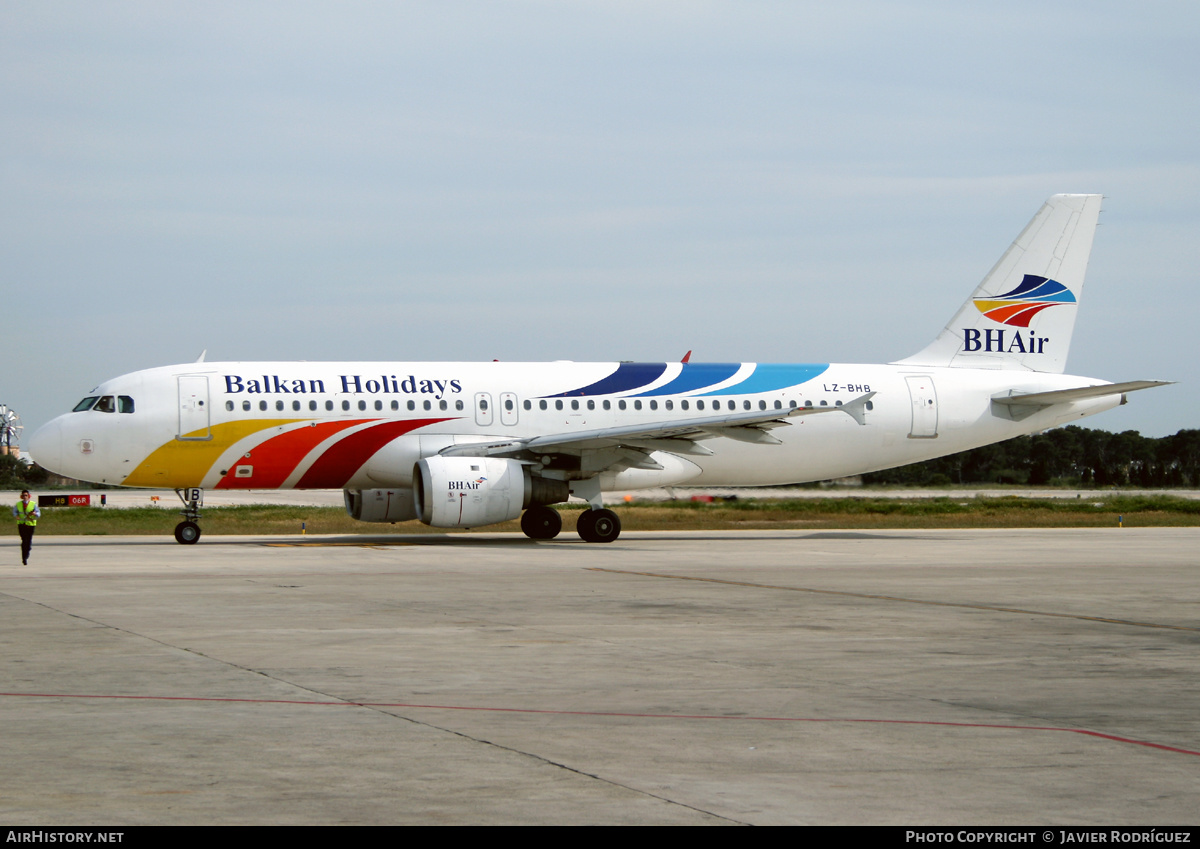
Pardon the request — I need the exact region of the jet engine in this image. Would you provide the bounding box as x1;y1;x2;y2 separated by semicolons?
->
413;455;568;528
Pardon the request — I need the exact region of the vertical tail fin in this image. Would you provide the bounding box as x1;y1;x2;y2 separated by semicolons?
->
895;194;1102;374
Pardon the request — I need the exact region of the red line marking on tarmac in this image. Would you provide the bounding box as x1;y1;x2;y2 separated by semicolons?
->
3;691;1198;758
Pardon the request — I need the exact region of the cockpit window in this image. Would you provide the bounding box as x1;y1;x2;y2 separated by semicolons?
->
118;396;135;414
93;396;116;413
73;397;99;412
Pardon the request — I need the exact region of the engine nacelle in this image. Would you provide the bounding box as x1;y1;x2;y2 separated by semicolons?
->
414;456;567;528
344;488;419;523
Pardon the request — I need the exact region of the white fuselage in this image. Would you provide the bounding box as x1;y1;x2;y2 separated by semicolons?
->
29;360;1119;493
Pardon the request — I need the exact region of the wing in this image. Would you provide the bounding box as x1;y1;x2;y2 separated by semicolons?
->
440;392;875;469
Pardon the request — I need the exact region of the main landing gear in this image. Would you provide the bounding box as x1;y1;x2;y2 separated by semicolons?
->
518;504;622;543
575;508;621;543
520;504;563;540
174;488;203;545
568;477;620;543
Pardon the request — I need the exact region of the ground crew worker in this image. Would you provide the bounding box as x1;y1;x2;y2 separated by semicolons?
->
13;489;39;565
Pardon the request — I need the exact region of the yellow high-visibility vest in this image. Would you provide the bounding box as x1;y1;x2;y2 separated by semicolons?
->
14;502;37;527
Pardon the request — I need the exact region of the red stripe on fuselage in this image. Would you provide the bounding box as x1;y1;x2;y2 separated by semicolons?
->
295;418;454;489
215;420;370;490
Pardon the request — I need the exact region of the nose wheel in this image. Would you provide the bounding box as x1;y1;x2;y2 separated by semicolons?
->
174;520;201;545
174;488;203;544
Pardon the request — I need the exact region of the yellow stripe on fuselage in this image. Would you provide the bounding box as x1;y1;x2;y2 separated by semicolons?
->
122;419;302;487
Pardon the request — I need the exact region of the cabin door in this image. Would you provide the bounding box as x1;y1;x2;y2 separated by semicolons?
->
177;375;211;440
905;375;938;439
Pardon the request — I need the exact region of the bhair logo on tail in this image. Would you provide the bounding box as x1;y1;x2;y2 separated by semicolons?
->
973;275;1076;327
896;194;1102;374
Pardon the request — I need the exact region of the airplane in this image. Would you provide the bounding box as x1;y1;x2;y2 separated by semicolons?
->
28;194;1169;545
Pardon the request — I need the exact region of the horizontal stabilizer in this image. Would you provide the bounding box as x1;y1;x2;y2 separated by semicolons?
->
991;380;1173;407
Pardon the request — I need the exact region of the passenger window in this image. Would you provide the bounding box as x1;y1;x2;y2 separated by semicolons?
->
480;399;489;411
697;400;705;411
94;396;116;413
759;400;766;410
523;400;531;411
789;400;796;409
681;400;689;411
455;400;463;411
243;400;251;412
665;400;673;411
570;400;578;411
260;401;268;411
325;400;333;411
587;400;595;410
439;400;448;411
602;400;611;410
618;400;626;411
293;400;301;411
391;400;399;411
358;400;366;411
539;400;548;411
505;399;513;411
276;400;284;411
225;401;234;412
407;400;415;411
375;400;383;411
649;400;658;411
73;397;99;412
634;400;642;411
728;400;736;411
342;400;350;411
423;400;431;411
310;400;317;411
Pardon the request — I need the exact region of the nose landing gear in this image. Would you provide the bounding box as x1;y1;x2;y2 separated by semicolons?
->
174;488;203;544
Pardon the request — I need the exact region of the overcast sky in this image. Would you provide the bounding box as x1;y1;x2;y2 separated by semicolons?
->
2;1;1197;439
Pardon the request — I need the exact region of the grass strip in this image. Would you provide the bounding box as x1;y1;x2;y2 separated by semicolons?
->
3;495;1198;536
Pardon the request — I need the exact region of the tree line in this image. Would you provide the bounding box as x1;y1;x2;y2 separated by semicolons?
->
0;453;47;489
861;427;1200;487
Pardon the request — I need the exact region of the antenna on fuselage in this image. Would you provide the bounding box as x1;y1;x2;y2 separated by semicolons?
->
195;349;207;363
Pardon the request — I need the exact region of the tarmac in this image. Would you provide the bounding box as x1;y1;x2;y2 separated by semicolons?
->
2;527;1198;825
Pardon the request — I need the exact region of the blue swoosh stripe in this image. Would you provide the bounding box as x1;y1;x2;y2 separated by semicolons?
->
546;363;668;397
637;363;742;396
696;363;828;395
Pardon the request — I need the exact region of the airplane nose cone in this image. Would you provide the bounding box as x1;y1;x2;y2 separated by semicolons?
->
27;417;64;475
